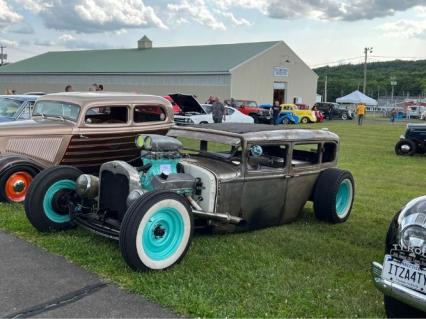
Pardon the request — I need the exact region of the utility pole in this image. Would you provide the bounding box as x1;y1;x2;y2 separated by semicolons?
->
324;75;328;102
363;47;373;94
390;76;397;107
0;45;6;66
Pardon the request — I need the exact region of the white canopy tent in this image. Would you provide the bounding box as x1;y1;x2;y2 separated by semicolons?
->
336;90;378;106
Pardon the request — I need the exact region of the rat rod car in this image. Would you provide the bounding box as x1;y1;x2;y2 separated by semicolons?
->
0;92;174;203
25;123;355;271
395;124;426;156
372;196;426;318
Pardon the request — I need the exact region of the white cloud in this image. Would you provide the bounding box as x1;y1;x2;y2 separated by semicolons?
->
168;0;226;31
220;11;251;26
0;0;22;30
379;19;426;39
58;33;76;42
12;0;167;33
0;38;18;48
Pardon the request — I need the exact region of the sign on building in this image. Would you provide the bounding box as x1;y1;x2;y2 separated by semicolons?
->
273;66;288;77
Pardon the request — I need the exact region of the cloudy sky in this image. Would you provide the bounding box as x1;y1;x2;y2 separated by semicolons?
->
1;0;426;67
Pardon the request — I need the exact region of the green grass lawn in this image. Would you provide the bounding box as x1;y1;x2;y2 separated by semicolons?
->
1;118;425;317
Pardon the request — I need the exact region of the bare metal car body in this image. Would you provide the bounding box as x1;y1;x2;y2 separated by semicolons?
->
0;92;174;202
169;124;342;230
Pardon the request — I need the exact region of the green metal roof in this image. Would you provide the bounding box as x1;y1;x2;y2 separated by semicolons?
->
0;41;280;74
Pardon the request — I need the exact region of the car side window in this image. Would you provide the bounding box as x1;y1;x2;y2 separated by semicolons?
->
134;105;166;123
85;106;128;124
292;143;320;167
322;142;337;163
225;108;235;116
247;144;288;171
18;104;31;120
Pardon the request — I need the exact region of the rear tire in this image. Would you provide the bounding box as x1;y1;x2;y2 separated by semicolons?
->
301;117;309;124
0;165;38;203
395;139;416;156
25;166;82;232
282;117;290;124
120;190;193;271
313;168;355;223
341;113;348;120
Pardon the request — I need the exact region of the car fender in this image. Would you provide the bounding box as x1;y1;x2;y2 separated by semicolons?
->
0;155;44;177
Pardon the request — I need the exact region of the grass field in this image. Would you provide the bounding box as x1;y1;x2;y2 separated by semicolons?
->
1;118;425;317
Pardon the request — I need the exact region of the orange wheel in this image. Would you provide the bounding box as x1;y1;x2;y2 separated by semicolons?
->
4;171;33;202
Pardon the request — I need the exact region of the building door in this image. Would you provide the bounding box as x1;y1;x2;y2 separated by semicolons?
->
273;82;287;104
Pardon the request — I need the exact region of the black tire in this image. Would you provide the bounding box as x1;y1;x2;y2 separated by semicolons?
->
282;117;290;124
199;121;208;124
119;190;193;271
313;168;355;223
384;295;425;318
300;117;309;124
250;114;259;123
341;113;348;120
395;139;416;156
0;165;38;203
24;165;82;232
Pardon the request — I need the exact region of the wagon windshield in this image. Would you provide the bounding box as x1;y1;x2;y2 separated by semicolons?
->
33;100;80;121
0;98;22;118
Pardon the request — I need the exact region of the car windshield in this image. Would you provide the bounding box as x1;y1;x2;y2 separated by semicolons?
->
201;104;213;114
33;100;80;121
178;137;242;165
0;98;23;118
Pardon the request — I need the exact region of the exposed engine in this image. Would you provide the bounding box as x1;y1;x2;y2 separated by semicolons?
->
75;134;202;221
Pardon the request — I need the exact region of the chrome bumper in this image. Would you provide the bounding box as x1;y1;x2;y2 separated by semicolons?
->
371;261;426;312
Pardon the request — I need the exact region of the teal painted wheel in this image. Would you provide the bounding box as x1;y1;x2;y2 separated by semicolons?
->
313;168;355;224
336;179;353;218
142;207;184;261
43;179;76;223
120;191;193;271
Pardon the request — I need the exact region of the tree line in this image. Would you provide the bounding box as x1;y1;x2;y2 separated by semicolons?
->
314;59;426;102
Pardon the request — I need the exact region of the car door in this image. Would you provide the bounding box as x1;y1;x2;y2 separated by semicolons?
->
241;142;289;229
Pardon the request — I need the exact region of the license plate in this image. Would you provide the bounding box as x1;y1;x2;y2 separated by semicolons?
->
382;254;426;293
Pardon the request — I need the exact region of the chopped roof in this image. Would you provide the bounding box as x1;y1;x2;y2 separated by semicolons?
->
170;123;339;142
0;41;280;74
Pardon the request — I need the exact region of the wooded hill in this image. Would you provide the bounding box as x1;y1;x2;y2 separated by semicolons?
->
314;60;426;102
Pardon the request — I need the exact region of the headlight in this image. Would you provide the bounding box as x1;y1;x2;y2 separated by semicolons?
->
76;174;99;198
184;118;193;123
398;196;426;251
401;225;426;250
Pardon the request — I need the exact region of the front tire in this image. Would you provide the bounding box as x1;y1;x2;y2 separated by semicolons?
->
0;165;38;203
313;168;355;223
282;117;290;124
119;191;193;271
24;166;82;232
300;117;309;124
341;113;348;120
395;139;416;156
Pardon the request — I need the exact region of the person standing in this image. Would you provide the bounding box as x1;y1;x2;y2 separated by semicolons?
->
271;100;281;125
212;97;225;123
356;103;366;125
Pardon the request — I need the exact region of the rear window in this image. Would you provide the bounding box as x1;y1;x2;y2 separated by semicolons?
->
134;105;166;122
292;143;320;167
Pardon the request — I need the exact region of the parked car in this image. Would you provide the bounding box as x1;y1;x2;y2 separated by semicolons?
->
0;95;38;122
25;123;355;272
371;196;426;317
421;111;426;121
407;106;426;119
313;102;354;120
280;103;316;124
224;99;271;123
175;104;254;125
311;107;325;122
277;111;299;124
295;103;310;110
0;92;174;203
162;95;182;113
395;124;426;156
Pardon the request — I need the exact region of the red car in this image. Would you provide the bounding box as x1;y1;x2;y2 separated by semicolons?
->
163;95;182;113
311;106;325;122
224;99;270;123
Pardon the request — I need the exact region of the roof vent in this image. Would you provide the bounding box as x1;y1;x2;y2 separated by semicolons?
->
138;35;152;49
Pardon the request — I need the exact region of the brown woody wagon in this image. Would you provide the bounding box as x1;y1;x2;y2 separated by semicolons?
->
0;92;174;202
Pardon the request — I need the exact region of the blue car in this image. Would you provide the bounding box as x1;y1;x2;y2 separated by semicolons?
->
259;104;299;124
0;95;39;122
